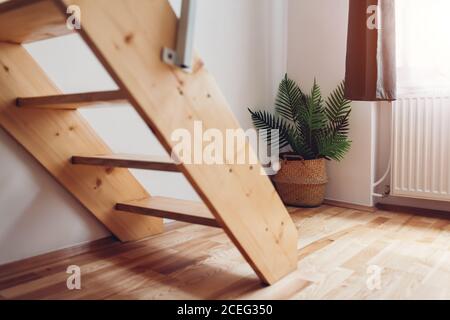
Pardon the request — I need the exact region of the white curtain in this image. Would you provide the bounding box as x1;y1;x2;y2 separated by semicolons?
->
396;0;450;96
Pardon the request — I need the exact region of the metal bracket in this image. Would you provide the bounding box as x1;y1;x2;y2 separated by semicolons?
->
162;0;197;72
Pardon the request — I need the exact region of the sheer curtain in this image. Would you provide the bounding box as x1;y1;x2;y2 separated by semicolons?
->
396;0;450;97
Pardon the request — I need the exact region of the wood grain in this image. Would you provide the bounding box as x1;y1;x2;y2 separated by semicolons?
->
72;154;179;172
57;0;298;285
2;205;450;299
16;90;126;110
0;43;163;241
116;197;220;228
0;0;73;44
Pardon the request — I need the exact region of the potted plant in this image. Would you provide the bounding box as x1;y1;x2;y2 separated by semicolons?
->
248;75;352;207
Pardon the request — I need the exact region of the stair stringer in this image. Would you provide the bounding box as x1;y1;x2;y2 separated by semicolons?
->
59;0;299;284
0;42;164;242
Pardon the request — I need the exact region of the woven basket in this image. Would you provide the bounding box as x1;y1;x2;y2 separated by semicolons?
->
272;158;328;207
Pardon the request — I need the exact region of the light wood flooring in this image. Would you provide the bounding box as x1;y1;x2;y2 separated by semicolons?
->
1;205;450;300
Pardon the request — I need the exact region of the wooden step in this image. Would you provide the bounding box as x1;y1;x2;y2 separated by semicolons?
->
71;154;179;172
16;90;127;109
0;0;74;44
0;43;163;242
116;197;220;228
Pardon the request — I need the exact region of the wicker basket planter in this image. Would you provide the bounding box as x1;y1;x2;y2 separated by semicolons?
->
272;158;328;207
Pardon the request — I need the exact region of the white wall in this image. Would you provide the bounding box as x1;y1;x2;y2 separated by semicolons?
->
0;129;110;264
0;0;286;265
287;0;375;207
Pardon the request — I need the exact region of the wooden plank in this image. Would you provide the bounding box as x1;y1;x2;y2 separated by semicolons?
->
0;237;117;281
16;90;127;110
117;197;220;228
0;0;73;44
4;206;450;300
58;0;298;284
72;154;179;172
0;43;163;241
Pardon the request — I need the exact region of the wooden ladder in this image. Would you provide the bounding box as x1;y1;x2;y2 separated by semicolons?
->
0;0;298;285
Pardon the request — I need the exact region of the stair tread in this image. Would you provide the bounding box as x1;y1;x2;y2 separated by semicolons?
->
71;154;179;172
16;90;126;109
116;197;220;228
0;0;73;44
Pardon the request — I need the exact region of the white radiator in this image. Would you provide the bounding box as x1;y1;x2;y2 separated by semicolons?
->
392;96;450;201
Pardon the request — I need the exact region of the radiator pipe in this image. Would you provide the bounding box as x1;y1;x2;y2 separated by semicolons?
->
372;102;393;198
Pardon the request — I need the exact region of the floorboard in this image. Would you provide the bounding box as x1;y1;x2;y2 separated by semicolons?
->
2;205;450;299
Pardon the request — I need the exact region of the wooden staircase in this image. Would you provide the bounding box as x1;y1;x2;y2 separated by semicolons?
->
0;0;298;285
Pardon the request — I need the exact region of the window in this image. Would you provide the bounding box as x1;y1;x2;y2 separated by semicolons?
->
396;0;450;96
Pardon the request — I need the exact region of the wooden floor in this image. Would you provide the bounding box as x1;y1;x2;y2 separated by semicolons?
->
1;205;450;300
